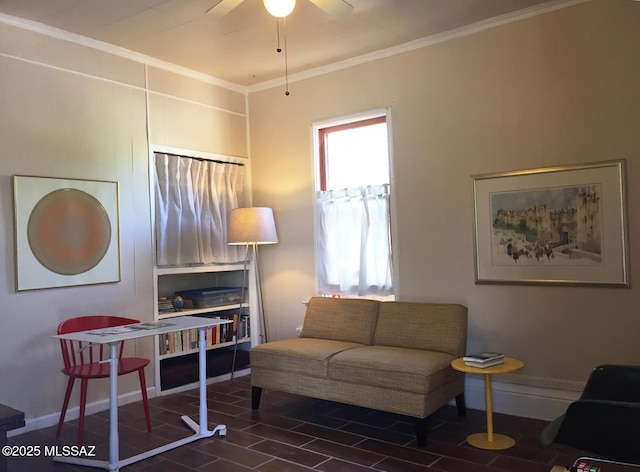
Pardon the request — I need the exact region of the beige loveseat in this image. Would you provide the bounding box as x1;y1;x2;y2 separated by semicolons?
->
250;296;468;447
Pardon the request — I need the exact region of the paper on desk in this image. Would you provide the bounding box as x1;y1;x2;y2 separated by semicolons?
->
85;322;175;335
131;322;175;330
85;326;141;335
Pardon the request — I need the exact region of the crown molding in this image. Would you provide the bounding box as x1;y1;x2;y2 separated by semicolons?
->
247;0;590;93
0;12;246;94
1;0;589;96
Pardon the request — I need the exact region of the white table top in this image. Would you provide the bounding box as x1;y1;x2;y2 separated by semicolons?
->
53;315;232;344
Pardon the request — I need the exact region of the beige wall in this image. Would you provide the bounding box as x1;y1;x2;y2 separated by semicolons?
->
248;0;640;407
0;22;248;420
1;0;639;425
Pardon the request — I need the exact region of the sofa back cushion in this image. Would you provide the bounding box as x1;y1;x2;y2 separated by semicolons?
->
302;297;380;345
374;302;468;356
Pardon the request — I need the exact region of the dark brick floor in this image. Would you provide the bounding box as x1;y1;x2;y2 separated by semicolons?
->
6;375;625;471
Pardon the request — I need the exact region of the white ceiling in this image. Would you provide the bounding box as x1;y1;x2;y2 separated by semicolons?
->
0;0;566;87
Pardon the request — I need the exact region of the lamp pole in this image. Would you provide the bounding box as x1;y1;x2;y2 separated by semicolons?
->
230;243;250;379
227;207;278;379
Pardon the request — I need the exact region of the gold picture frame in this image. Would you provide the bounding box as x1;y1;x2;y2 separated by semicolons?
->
472;160;629;286
13;175;121;291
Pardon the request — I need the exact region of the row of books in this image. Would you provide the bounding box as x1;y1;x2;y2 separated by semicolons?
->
158;315;250;355
462;351;504;368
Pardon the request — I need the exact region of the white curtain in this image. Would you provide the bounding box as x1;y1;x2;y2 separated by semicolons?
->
154;153;248;266
317;184;393;296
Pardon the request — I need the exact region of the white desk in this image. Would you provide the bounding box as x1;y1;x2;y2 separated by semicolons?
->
53;316;232;472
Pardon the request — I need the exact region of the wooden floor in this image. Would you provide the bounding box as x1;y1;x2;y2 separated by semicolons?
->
6;374;615;471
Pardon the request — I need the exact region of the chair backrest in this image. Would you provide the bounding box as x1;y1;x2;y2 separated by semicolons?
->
540;364;640;464
58;316;140;369
581;364;640;402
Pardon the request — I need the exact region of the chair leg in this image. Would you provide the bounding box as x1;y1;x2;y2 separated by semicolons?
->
56;377;75;438
252;387;262;410
137;369;152;433
78;378;88;446
455;392;466;416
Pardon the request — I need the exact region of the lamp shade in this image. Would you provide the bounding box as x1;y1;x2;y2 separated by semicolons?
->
228;207;278;245
263;0;296;17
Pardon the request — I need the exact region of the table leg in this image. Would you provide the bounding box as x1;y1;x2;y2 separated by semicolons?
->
180;327;227;438
485;373;494;442
198;327;208;435
466;373;516;450
108;343;120;471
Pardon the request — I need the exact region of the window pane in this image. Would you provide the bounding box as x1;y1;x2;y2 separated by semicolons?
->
315;114;394;299
325;123;389;190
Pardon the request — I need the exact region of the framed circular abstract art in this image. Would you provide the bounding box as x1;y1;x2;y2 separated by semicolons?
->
13;175;121;291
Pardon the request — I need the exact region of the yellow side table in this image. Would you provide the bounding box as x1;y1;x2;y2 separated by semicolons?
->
451;357;524;450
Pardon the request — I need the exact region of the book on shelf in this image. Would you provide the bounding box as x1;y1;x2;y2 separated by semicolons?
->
463;351;504;368
157;297;175;313
158;313;249;355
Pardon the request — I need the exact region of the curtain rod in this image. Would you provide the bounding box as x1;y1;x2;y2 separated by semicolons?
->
155;151;245;167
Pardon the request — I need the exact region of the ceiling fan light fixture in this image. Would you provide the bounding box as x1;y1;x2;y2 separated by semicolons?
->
263;0;296;17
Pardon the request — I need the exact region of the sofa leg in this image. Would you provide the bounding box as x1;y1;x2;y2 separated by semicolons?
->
415;417;428;447
455;392;466;417
252;386;262;410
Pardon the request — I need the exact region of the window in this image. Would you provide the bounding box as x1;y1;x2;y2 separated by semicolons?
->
318;116;389;191
314;112;394;298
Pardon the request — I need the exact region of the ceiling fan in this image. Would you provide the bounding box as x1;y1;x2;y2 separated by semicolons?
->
206;0;353;18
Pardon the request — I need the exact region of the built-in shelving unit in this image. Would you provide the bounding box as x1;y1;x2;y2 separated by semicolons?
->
153;263;257;394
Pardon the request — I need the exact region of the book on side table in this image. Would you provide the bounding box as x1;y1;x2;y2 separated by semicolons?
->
463;352;504;368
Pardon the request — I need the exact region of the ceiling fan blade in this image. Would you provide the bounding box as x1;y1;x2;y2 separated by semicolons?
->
310;0;353;17
206;0;245;16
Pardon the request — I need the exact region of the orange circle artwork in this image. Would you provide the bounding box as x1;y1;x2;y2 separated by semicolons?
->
27;188;111;275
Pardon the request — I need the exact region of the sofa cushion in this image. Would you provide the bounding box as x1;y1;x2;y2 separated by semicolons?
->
250;338;364;379
327;346;458;394
302;297;380;345
374;302;468;357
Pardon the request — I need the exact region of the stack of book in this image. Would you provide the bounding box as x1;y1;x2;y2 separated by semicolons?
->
463;352;504;368
157;297;175;313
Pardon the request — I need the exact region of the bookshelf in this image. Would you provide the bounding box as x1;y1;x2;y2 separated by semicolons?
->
153;263;258;394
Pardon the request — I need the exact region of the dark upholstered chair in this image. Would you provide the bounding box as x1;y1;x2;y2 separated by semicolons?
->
540;364;640;469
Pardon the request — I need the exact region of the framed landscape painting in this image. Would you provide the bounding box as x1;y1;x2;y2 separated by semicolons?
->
472;160;629;286
13;175;121;291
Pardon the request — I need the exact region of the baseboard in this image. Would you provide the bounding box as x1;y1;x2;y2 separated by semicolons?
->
11;371;579;438
7;386;158;438
9;369;252;438
457;374;584;421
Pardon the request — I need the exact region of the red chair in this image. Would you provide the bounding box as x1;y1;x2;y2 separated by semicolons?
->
55;316;152;445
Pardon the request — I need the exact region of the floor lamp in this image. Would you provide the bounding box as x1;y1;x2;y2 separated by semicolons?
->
227;207;278;377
